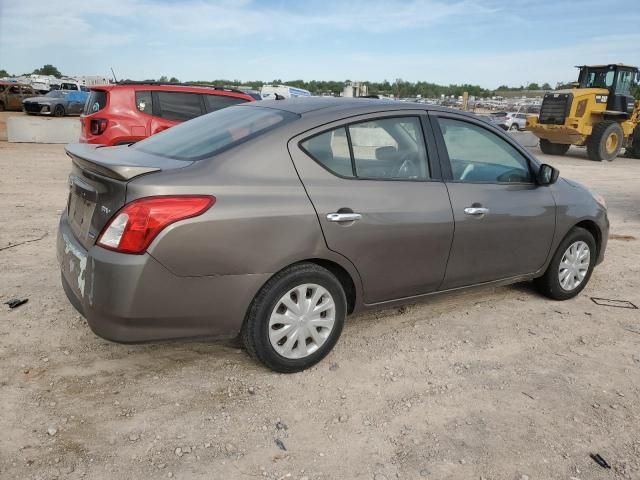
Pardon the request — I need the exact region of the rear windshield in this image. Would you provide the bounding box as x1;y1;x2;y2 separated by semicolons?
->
85;90;107;114
134;106;298;161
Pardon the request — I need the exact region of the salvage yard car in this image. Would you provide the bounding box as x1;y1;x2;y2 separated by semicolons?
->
80;81;255;146
23;90;88;116
57;98;609;372
0;81;37;111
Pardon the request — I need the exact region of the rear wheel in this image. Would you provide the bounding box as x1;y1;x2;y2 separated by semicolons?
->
534;227;596;300
587;121;623;161
509;123;520;131
241;263;346;373
539;139;570;156
53;105;65;117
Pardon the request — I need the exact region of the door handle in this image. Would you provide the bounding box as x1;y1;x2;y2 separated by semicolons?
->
326;212;362;222
464;207;489;216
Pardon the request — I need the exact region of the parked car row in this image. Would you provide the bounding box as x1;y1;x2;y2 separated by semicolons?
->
1;80;258;144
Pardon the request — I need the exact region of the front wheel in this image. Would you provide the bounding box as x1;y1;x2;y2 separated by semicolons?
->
53;105;65;117
587;121;623;161
510;123;520;131
534;227;597;300
241;263;346;373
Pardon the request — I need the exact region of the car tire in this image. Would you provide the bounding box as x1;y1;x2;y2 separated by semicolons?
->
241;263;346;373
539;139;570;156
53;105;65;117
587;121;623;161
509;123;519;131
534;227;597;300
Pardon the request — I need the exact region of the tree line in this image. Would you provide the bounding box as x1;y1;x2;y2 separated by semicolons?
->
3;65;639;99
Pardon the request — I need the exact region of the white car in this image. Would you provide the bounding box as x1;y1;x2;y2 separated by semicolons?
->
501;112;528;131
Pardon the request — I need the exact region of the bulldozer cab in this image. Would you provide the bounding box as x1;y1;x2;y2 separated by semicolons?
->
576;64;638;115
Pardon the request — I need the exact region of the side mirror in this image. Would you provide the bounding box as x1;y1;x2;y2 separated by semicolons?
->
537;163;559;185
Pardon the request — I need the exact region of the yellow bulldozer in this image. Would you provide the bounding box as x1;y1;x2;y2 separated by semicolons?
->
527;63;640;161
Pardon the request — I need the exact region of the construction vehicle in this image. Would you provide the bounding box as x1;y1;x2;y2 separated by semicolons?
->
527;64;640;161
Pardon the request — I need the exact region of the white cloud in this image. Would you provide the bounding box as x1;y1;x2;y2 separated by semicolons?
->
1;0;639;87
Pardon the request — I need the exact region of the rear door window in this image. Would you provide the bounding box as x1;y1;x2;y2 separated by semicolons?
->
135;91;153;114
156;91;203;121
85;90;107;114
348;117;429;180
301;116;430;180
204;94;248;112
301;128;353;177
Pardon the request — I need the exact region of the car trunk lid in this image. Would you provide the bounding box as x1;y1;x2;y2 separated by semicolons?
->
65;143;192;249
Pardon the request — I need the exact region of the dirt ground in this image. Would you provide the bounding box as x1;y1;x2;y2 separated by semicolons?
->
1;141;639;480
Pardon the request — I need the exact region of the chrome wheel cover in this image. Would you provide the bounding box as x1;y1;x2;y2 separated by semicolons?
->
268;284;336;359
558;241;590;291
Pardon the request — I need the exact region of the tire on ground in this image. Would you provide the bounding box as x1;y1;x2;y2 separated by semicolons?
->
534;226;597;301
539;139;570;156
241;262;347;373
586;121;624;161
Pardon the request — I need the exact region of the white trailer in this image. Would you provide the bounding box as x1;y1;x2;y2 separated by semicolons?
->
260;84;311;99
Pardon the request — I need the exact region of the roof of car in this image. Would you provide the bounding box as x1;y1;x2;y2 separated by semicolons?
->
575;63;638;70
91;82;254;99
242;96;479;119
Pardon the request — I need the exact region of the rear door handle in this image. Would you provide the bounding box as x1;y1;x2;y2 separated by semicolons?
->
464;207;489;216
327;212;362;222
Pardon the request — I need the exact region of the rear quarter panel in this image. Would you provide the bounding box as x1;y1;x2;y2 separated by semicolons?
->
127;131;359;282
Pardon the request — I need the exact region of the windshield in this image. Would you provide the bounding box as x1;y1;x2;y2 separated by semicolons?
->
45;91;65;98
580;68;615;89
134;106;299;161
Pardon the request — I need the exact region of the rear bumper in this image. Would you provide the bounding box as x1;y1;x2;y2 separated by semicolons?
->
57;212;269;343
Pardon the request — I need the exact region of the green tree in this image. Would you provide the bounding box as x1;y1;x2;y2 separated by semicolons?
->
541;82;552;90
169;76;179;83
33;64;62;78
0;69;10;78
158;75;169;82
526;82;540;90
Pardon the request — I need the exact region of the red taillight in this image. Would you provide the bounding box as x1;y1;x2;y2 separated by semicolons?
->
90;118;108;135
97;196;215;254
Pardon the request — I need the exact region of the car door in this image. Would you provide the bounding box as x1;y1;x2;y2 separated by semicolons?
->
430;113;556;289
289;112;454;304
7;85;22;109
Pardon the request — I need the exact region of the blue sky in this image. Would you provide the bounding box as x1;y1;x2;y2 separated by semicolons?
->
1;0;639;88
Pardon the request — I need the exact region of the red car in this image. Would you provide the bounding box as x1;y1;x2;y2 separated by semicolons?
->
80;82;256;145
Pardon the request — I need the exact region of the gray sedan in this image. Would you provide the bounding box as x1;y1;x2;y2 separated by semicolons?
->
57;98;609;372
23;90;87;116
